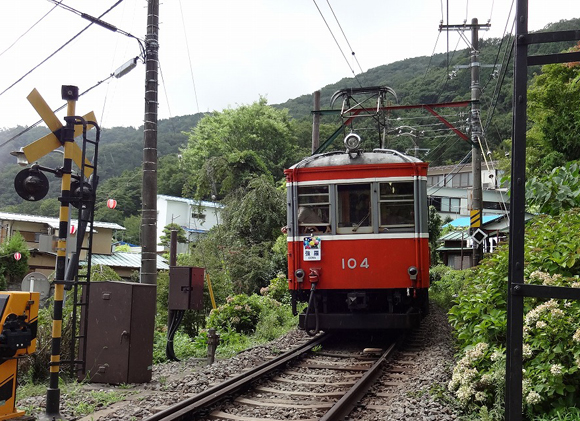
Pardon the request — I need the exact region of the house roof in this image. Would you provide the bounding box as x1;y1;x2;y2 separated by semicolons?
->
0;212;125;230
88;252;169;270
157;195;224;209
444;214;503;228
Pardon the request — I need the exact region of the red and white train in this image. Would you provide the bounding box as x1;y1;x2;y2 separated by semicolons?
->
285;137;430;333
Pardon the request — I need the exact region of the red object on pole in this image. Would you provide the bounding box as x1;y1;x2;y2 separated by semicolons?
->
70;225;76;235
13;252;21;261
107;199;117;209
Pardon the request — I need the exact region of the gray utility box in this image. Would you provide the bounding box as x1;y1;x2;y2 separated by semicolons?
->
82;281;156;384
168;266;204;310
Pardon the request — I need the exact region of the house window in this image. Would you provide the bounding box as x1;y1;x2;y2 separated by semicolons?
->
192;212;206;221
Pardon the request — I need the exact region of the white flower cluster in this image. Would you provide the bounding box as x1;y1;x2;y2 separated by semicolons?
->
529;271;561;286
522;344;533;359
550;364;563;376
525;299;559;327
526;390;542;405
573;328;580;343
448;342;493;406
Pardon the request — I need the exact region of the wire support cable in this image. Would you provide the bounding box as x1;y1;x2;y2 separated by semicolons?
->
0;1;62;58
0;0;129;99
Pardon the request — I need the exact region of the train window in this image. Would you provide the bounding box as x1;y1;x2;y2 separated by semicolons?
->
336;184;372;234
379;182;415;232
297;186;330;234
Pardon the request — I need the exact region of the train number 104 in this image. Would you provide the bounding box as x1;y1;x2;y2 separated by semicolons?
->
341;258;369;269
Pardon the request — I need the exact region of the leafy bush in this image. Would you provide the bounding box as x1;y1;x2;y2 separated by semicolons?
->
447;209;580;418
428;264;469;312
207;294;262;334
260;273;291;305
0;232;30;288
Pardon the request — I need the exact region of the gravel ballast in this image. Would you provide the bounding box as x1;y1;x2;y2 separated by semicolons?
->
18;305;461;420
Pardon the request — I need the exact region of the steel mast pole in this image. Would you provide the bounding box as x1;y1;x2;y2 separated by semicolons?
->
141;0;159;285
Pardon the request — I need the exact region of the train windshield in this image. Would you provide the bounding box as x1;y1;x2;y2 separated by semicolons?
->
379;182;415;232
337;184;372;234
297;185;330;234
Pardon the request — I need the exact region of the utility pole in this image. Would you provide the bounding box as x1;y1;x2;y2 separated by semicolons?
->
312;90;321;154
440;18;489;266
141;0;159;285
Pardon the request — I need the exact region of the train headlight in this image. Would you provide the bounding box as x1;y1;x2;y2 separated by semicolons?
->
408;266;418;280
343;133;361;152
295;269;305;283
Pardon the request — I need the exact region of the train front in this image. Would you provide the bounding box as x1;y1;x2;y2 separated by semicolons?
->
285;147;429;333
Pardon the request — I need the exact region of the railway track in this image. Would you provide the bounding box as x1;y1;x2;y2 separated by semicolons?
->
142;332;403;421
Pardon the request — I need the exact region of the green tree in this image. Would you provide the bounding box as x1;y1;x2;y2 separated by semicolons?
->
0;232;30;289
527;46;580;175
180;97;297;199
159;223;188;248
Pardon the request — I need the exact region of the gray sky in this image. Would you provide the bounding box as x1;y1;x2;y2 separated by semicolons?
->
0;0;576;130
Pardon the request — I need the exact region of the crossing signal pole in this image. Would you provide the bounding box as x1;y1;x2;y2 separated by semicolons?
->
440;18;490;266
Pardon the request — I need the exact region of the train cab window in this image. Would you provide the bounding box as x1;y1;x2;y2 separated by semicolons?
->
379;182;415;232
336;184;372;234
297;185;330;234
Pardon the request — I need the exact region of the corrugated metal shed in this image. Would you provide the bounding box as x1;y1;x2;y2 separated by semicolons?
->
88;252;169;270
0;212;125;231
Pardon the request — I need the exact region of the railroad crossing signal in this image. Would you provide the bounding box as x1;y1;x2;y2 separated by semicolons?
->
470;209;482;228
22;88;95;178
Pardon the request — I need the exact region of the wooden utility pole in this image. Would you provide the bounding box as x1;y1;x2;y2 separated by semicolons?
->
141;0;159;285
312;90;321;154
440;18;489;266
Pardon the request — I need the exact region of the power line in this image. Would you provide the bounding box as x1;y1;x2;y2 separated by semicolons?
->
0;73;116;149
0;1;62;58
0;0;128;99
178;0;200;114
325;0;364;74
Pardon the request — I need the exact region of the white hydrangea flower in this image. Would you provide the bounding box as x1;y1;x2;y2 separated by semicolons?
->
573;328;580;343
526;391;541;405
490;349;504;362
522;344;532;359
536;320;547;329
550;364;563;376
475;391;487;402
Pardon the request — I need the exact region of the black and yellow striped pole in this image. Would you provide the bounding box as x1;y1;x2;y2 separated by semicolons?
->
44;86;79;420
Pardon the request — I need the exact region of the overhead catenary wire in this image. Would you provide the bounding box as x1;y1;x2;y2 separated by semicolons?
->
325;0;364;74
311;0;362;87
0;0;129;99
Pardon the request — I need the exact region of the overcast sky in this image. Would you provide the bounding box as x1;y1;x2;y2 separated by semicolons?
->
0;0;576;130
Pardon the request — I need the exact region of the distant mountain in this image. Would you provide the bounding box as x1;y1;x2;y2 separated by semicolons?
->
1;18;577;212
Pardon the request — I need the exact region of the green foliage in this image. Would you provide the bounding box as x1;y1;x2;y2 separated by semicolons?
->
526;160;580;215
528;55;580;175
180;97;298;199
207;294;263;334
428;205;443;265
260;273;291;305
428;264;468;312
0;232;29;288
447;209;580;418
159;223;188;247
80;264;122;282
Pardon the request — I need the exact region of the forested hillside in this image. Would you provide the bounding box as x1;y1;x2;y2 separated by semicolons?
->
1;18;578;216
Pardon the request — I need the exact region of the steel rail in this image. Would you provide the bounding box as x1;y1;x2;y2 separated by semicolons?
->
143;333;329;421
320;341;397;421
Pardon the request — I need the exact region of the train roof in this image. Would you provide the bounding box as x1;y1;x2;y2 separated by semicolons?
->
289;149;424;169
